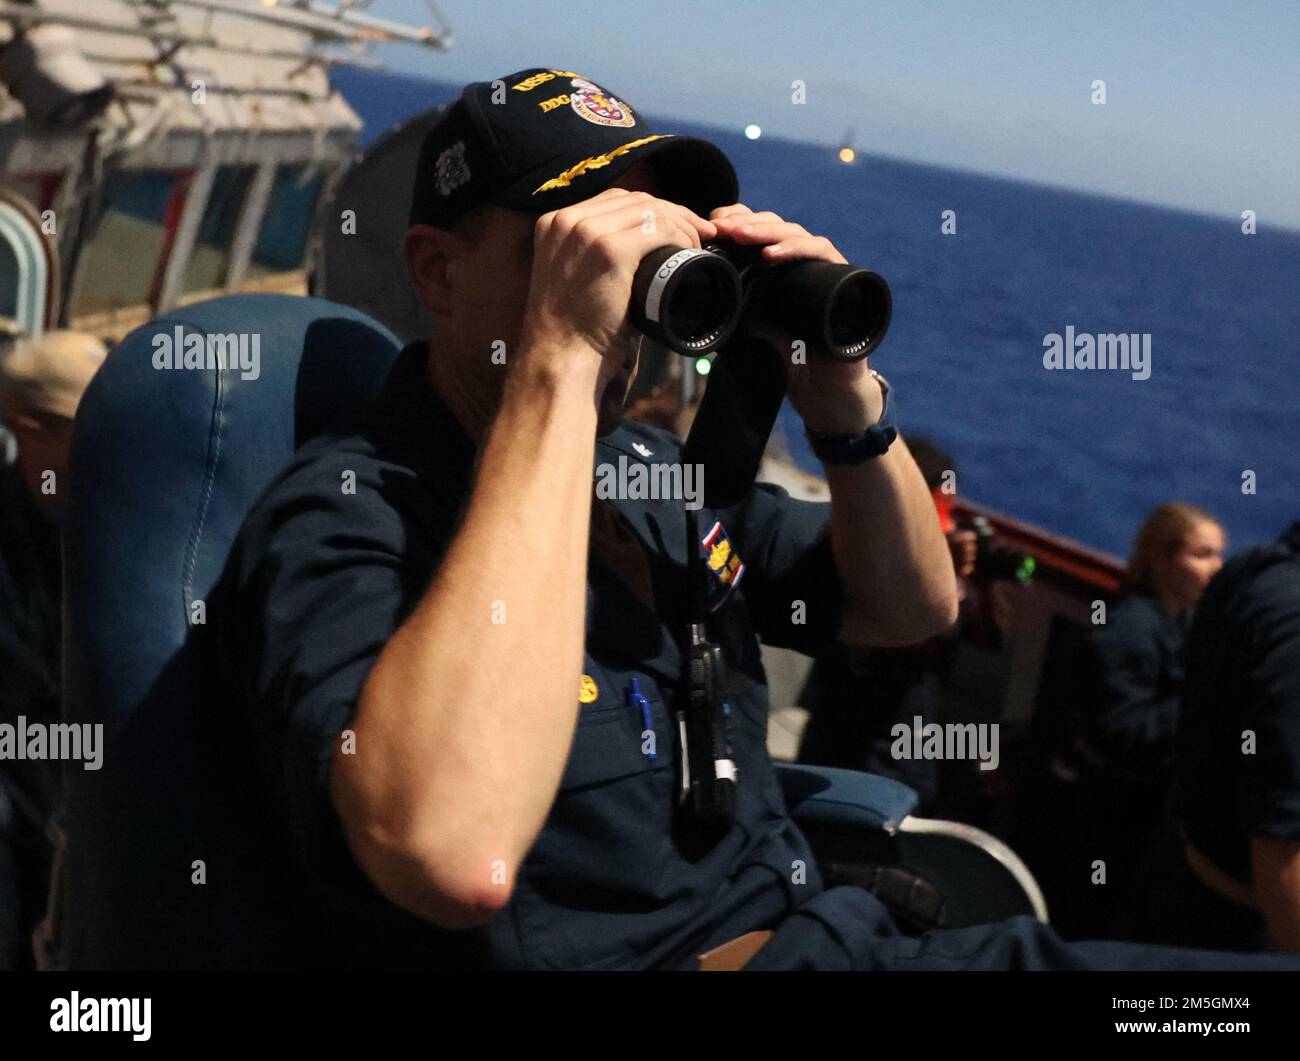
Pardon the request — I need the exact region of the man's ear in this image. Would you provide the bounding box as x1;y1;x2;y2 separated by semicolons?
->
403;224;460;315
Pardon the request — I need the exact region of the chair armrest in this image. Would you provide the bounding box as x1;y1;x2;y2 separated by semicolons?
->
775;765;1048;926
775;763;919;834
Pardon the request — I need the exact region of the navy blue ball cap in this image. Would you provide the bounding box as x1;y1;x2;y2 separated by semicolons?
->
409;67;739;228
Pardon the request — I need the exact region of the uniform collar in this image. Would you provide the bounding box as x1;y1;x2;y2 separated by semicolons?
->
380;343;669;482
372;341;478;486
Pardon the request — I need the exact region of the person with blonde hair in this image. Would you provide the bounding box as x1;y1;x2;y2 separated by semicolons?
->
1083;502;1226;775
1041;501;1226;938
1125;502;1227;615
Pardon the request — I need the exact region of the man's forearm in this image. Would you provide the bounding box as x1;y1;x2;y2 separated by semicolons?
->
794;366;956;648
332;355;600;924
825;439;959;647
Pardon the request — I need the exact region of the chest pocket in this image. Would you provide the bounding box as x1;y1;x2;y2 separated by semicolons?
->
561;659;671;789
511;660;683;969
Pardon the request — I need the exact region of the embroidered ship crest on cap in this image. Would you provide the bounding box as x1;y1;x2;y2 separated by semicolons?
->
569;77;636;128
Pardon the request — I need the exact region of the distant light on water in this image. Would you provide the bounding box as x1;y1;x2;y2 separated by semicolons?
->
838;147;856;164
331;66;1299;559
744;124;762;140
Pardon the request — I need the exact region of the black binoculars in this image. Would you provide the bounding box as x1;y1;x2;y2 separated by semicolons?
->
629;238;892;360
959;516;1038;585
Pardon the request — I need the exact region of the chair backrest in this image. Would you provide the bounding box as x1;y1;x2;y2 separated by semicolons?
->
61;294;400;968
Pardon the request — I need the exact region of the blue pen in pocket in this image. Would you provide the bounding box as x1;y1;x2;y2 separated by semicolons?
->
626;677;655;761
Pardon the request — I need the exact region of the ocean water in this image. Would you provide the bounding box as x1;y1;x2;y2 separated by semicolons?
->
334;68;1299;559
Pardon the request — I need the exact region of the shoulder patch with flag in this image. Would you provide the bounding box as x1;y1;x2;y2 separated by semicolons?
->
701;520;745;611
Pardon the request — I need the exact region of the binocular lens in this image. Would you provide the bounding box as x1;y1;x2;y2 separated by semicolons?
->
826;270;892;360
670;259;734;349
632;247;742;354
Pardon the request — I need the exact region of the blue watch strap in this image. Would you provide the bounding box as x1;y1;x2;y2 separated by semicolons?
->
805;371;897;465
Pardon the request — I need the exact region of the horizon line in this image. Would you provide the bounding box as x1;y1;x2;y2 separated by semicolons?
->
347;67;1300;239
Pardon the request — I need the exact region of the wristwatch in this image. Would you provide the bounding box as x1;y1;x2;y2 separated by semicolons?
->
805;370;897;465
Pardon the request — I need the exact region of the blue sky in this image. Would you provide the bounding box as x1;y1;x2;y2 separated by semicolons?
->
366;0;1300;231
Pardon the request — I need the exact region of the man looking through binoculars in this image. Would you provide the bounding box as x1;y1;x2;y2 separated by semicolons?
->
214;68;1297;972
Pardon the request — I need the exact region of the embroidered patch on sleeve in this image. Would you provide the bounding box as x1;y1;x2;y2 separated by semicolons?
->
701;520;745;611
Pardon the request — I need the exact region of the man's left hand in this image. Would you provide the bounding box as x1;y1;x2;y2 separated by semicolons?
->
710;204;884;435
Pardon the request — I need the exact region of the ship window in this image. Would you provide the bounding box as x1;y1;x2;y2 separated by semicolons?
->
0;195;50;336
181;165;256;295
246;167;323;278
69;169;177;318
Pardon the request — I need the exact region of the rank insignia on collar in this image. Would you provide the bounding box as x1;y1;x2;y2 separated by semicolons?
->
700;520;745;611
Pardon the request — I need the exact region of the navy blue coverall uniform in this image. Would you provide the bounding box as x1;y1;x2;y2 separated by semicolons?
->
1060;590;1188;937
216;344;1298;970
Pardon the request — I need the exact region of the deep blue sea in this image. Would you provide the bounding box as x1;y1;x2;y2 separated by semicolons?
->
334;69;1299;559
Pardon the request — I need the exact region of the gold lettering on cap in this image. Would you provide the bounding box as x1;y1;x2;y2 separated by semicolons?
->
512;72;555;92
512;69;585;92
538;94;571;113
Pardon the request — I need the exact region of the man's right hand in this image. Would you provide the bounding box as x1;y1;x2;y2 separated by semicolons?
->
518;188;717;384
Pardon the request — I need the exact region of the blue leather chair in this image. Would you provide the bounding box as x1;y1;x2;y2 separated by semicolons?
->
61;294;402;969
61;294;1042;969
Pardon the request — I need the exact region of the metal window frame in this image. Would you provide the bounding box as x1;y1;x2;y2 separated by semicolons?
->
155;163;218;313
0;194;53;337
224;160;278;294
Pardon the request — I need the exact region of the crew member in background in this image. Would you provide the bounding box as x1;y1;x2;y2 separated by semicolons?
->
0;330;106;969
796;436;976;814
1035;501;1224;938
